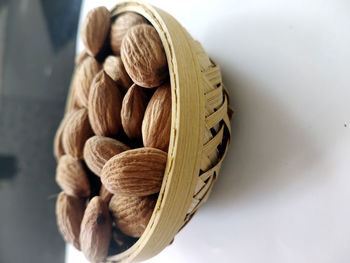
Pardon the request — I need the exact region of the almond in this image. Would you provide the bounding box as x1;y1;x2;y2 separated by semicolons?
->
121;24;168;88
53;114;69;161
103;55;132;92
110;12;147;55
121;84;148;139
101;147;167;196
70;81;84;110
80;196;112;262
88;71;123;136
75;50;89;66
56;192;85;250
81;6;110;57
56;155;91;197
142;83;172;151
62;108;94;159
99;185;113;204
75;57;101;107
109;195;157;237
84;136;130;176
69;68;85;110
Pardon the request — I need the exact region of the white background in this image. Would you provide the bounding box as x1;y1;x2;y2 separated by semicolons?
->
68;0;350;262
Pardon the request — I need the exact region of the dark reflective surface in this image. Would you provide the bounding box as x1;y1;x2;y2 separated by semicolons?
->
0;0;81;262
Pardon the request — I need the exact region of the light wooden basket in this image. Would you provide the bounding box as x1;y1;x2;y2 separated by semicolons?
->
68;1;232;262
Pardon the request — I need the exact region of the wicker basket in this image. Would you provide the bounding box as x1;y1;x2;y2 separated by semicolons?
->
67;1;231;262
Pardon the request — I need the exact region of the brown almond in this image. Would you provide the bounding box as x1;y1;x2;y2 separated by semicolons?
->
110;12;147;55
101;147;167;196
99;185;113;204
121;24;168;88
88;71;123;136
70;83;84;110
53;114;69;161
83;136;130;176
142;83;171;151
80;196;112;263
103;55;132;92
75;57;101;107
109;195;156;238
62;108;94;159
56;192;85;250
81;6;110;57
56;155;91;197
121;84;148;139
69;68;85;110
75;50;89;66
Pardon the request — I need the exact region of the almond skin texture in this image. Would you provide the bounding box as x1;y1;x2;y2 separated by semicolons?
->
56;155;91;197
70;78;84;110
80;196;112;263
81;6;110;57
88;71;123;137
121;24;168;88
53;114;70;161
142;83;172;151
62;108;94;159
109;195;156;237
83;136;130;176
56;192;85;250
103;55;132;92
99;185;113;204
110;12;147;55
121;84;148;139
70;66;86;110
101;147;167;196
75;50;89;66
75;56;101;107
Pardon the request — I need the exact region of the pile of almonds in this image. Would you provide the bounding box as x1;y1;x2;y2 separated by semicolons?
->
54;7;171;262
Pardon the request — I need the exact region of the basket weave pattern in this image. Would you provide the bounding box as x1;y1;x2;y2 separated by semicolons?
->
184;40;231;224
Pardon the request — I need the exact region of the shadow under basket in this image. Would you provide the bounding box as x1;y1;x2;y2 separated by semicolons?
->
68;1;232;262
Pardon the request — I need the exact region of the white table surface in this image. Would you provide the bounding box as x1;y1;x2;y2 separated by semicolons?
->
68;0;350;262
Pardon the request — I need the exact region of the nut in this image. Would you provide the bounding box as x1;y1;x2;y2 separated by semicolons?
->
121;24;168;88
70;79;84;110
109;194;157;237
88;71;123;136
121;84;148;139
110;12;147;55
142;83;171;151
75;50;89;66
80;196;112;263
101;147;167;196
62;108;94;159
84;136;130;176
69;67;86;110
81;6;110;57
74;56;101;108
56;192;85;250
99;185;113;204
103;55;132;92
53;114;69;161
56;155;91;198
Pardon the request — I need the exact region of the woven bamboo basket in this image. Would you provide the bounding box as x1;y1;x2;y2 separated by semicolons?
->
67;1;232;262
